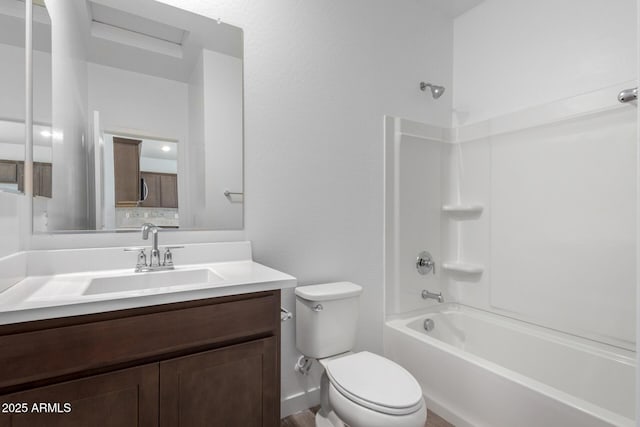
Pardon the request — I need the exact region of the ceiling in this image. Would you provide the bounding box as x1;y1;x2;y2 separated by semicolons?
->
431;0;484;18
3;0;243;83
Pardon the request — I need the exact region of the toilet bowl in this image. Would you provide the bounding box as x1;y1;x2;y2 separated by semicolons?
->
294;282;427;427
321;351;426;427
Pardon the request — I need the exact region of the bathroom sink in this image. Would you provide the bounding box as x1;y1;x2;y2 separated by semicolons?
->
84;268;224;295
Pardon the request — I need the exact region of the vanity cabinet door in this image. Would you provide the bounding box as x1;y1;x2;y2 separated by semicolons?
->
0;364;158;427
159;337;278;427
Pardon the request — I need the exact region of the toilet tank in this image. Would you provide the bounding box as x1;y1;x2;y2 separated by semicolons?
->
295;282;363;359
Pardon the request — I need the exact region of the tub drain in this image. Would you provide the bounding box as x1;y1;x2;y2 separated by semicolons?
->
423;318;435;332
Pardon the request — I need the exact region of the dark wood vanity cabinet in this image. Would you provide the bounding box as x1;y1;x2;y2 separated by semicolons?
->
0;291;281;427
0;364;159;427
160;337;277;427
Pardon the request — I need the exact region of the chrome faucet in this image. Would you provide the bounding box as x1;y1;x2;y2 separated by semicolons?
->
141;223;160;267
125;223;183;272
422;289;443;303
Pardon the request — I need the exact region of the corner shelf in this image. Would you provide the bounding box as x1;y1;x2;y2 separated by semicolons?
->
442;262;484;275
442;204;483;215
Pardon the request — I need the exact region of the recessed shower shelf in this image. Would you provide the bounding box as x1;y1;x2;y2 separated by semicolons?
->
442;262;484;274
442;204;484;214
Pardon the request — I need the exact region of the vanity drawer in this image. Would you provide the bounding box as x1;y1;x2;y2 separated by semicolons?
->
0;291;279;391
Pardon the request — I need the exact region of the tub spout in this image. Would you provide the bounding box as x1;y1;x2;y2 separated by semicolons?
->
422;289;443;303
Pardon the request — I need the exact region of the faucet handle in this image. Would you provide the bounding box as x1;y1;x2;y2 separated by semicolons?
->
162;246;183;267
125;247;147;271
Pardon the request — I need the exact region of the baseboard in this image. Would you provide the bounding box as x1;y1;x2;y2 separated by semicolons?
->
425;394;476;427
281;387;321;419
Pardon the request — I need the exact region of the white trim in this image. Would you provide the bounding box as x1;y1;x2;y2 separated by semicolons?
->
280;387;321;419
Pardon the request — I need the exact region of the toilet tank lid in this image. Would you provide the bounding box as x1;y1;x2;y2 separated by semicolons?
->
295;282;363;301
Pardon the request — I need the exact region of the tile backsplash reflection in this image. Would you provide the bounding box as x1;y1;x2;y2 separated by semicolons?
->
116;207;179;229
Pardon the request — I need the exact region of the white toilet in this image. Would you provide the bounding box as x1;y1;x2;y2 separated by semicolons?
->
295;282;427;427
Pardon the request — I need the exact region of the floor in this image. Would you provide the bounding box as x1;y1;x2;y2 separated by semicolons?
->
281;406;454;427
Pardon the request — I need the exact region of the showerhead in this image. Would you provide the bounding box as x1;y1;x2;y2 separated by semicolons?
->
420;82;445;99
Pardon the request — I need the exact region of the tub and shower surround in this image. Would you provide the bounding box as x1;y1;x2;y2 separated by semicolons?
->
383;82;637;426
384;305;635;427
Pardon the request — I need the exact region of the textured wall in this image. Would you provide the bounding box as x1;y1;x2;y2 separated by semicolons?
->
150;0;454;415
453;0;638;125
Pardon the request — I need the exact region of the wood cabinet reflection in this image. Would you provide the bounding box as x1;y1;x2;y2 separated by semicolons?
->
0;160;51;198
113;138;178;209
113;137;142;207
140;172;178;208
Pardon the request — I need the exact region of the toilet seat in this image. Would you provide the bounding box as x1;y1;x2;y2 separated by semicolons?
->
327;383;427;427
325;351;424;416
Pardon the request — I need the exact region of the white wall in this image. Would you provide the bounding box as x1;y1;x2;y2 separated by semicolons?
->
140;157;177;174
0;43;25;122
0;44;51;149
453;0;638;125
88;63;188;141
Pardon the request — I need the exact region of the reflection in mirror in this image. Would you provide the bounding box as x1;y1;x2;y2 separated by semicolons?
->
106;134;179;229
0;0;26;193
32;0;243;233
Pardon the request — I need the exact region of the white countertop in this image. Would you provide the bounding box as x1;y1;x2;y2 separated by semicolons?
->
0;252;296;326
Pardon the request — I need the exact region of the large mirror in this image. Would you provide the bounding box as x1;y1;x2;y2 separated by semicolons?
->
0;0;26;194
27;0;243;232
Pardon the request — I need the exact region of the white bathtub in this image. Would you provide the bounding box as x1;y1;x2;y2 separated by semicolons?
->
384;304;635;427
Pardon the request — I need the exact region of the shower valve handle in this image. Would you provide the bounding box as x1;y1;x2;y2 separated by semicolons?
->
416;251;436;275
